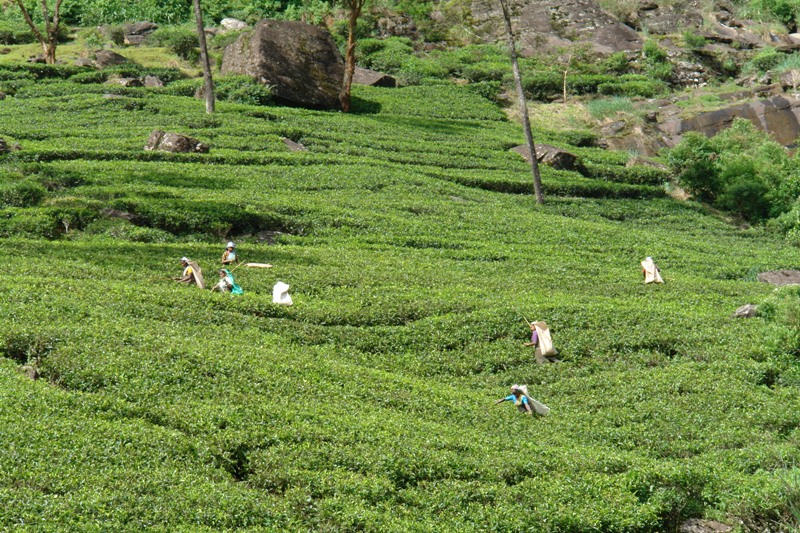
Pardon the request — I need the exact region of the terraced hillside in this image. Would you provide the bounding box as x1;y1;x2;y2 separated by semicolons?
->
1;66;799;531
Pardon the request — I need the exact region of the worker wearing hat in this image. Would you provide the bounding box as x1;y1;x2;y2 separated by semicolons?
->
221;241;238;266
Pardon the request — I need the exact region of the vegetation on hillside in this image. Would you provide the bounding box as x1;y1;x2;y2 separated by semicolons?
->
0;52;798;531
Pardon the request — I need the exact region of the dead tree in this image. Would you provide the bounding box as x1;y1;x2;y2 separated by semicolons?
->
193;0;215;114
339;0;367;112
498;0;544;204
10;0;64;64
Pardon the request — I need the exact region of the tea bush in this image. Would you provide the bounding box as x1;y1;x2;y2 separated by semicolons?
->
0;65;798;531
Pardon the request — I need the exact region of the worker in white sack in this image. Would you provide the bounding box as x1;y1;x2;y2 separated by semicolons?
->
524;320;559;364
174;257;205;288
641;256;664;284
494;385;550;416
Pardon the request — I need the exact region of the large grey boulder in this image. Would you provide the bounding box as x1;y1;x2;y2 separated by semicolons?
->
124;21;158;45
145;130;209;154
94;50;129;69
221;20;344;109
471;0;642;55
658;95;800;148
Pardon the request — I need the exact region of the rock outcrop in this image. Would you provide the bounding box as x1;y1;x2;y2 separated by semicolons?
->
658;95;800;147
353;67;397;88
471;0;642;55
221;20;344;110
124;21;158;45
94;50;130;69
757;270;800;286
145;130;209;154
733;304;758;318
512;144;582;172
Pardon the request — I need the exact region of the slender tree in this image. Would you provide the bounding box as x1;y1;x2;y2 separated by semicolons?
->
193;0;215;114
498;0;544;204
339;0;367;112
9;0;64;64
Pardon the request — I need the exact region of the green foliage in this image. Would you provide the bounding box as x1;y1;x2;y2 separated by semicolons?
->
682;31;707;49
598;74;667;98
747;0;800;28
586;96;636;119
642;40;673;81
0;19;36;45
667;119;794;222
745;47;785;73
147;26;199;62
0;67;799;532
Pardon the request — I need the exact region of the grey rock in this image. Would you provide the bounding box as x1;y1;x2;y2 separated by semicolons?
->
145;130;209;154
512;144;581;172
657;95;800;148
221;18;248;32
757;269;800;286
124;21;158;45
471;0;642;55
780;69;800;91
283;138;307;152
107;77;143;87
74;57;94;67
20;365;39;380
679;518;733;533
94;49;129;69
144;75;164;87
733;304;758;318
221;20;344;109
353;67;397;88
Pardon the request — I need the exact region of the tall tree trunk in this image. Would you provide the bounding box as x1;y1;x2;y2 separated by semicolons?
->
14;0;61;64
498;0;544;204
193;0;215;114
339;6;360;113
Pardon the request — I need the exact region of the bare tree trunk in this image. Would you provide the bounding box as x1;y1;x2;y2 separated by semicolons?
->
340;4;362;113
193;0;215;114
498;0;544;204
14;0;62;64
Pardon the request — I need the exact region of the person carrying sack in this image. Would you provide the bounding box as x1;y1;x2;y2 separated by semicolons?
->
641;256;664;284
494;385;550;416
524;321;559;364
174;257;205;288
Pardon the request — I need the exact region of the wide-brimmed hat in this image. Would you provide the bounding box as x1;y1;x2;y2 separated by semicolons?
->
226;242;236;248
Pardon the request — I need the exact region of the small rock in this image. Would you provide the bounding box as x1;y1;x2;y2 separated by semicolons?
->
757;270;800;286
353;67;397;88
143;75;164;88
0;91;5;101
74;57;94;67
124;21;158;45
733;304;758;318
145;130;209;154
221;18;248;32
27;55;45;63
0;47;11;55
107;77;143;87
679;518;733;533
283;138;307;152
19;365;39;380
512;144;581;172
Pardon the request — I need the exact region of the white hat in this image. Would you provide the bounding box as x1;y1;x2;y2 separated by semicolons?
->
180;257;189;262
226;242;236;248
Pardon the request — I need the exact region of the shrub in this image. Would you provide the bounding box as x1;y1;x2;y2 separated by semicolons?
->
682;31;707;49
147;26;199;62
0;180;46;208
745;47;784;73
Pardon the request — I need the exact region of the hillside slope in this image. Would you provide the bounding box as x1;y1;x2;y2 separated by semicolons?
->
0;72;799;531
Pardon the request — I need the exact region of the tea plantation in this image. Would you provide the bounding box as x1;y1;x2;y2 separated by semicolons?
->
1;67;800;531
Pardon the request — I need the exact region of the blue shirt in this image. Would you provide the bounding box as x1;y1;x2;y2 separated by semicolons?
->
505;395;529;405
